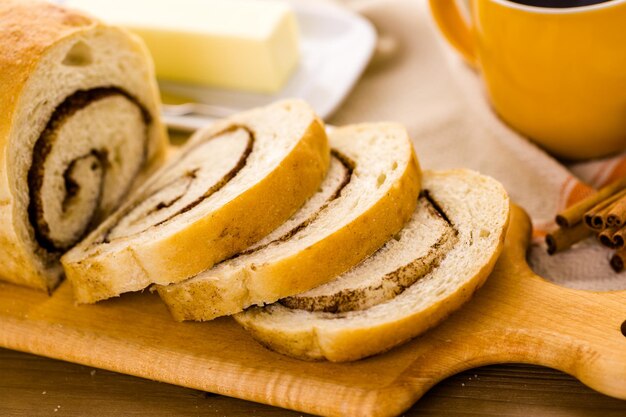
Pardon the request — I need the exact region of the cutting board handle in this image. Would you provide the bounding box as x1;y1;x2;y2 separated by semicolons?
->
399;206;626;403
504;209;626;398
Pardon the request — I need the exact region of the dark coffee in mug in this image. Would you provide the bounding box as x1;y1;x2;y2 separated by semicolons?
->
507;0;613;7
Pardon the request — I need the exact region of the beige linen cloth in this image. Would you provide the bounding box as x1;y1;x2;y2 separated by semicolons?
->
329;0;626;290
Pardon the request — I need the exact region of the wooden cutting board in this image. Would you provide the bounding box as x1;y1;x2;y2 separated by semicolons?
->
1;205;625;417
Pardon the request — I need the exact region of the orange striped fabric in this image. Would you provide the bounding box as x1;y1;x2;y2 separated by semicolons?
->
601;159;626;187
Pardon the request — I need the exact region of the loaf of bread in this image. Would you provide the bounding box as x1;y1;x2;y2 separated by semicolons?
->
62;100;330;303
157;123;422;321
0;0;167;291
235;170;510;362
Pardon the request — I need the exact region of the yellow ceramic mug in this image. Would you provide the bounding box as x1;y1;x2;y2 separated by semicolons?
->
429;0;626;160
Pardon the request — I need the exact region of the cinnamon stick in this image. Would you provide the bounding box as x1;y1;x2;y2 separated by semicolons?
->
610;248;626;272
556;176;626;227
583;189;626;230
606;194;626;228
546;222;593;255
598;226;619;248
612;226;626;249
585;202;617;231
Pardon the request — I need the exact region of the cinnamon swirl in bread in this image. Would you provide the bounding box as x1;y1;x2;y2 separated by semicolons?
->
158;123;421;321
0;0;166;291
236;170;509;362
62;100;330;303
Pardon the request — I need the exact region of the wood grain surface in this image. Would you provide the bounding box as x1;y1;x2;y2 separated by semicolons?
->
2;348;626;417
1;206;626;417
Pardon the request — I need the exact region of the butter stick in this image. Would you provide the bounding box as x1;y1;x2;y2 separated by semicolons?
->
67;0;300;93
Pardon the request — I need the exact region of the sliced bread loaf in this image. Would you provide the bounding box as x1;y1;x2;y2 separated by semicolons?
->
157;123;422;321
235;169;510;362
62;100;330;303
0;0;167;291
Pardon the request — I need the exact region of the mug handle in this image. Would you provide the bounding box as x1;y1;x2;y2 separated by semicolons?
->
428;0;477;66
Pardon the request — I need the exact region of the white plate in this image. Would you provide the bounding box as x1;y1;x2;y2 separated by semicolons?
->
161;1;376;131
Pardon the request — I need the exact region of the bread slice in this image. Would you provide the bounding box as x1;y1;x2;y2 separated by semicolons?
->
0;0;167;291
235;170;510;362
157;123;422;321
62;100;330;303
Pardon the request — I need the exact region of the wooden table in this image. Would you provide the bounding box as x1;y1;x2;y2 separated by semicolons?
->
2;347;625;416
